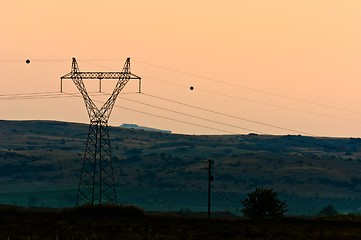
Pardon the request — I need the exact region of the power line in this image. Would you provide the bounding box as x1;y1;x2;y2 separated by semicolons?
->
196;88;361;124
0;91;60;96
0;90;316;135
0;93;72;100
117;105;238;134
0;92;104;101
63;58;361;118
2;56;360;115
63;92;238;134
0;59;69;63
3;88;359;126
141;92;316;136
143;75;361;124
78;59;122;62
0;57;358;135
116;95;265;134
77;60;124;70
133;59;361;115
0;91;264;134
57;61;267;134
141;75;186;88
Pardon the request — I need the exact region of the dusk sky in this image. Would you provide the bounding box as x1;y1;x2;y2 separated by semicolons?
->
1;1;361;136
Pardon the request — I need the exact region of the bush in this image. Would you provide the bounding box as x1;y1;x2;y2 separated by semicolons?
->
241;188;288;219
319;205;338;216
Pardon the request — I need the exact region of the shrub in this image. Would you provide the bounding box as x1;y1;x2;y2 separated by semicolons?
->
319;205;338;216
241;188;288;219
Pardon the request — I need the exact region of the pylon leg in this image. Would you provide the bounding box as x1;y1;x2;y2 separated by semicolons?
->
76;120;117;206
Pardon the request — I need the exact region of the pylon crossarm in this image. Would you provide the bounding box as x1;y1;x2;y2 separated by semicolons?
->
60;57;141;120
62;72;140;79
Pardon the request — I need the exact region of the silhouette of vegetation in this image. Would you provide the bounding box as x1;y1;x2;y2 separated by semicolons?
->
241;188;288;219
67;204;145;219
318;205;338;216
2;206;361;239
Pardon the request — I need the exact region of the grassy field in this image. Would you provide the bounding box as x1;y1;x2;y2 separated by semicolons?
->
1;205;361;240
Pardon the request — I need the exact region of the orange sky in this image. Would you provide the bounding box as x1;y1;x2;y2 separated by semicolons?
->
1;1;361;136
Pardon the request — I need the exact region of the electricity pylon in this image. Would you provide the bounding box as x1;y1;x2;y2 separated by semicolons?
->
61;57;141;206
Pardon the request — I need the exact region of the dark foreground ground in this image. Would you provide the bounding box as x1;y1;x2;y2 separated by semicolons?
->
1;205;361;240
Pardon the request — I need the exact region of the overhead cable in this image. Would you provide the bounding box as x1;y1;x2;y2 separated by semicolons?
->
133;59;361;115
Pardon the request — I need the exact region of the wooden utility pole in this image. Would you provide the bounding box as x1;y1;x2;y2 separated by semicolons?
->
205;159;214;220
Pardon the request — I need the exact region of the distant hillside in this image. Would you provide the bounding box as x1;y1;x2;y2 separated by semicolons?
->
120;123;172;133
1;120;361;215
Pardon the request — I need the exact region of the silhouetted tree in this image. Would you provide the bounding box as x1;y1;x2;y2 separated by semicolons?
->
319;205;338;216
241;188;288;219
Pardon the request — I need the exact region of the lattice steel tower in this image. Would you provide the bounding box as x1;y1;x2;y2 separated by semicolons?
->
61;58;141;206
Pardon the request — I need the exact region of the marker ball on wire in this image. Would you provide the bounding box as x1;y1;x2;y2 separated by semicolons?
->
190;86;194;90
26;59;30;64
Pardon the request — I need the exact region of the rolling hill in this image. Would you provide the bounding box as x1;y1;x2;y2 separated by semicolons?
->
0;120;361;215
